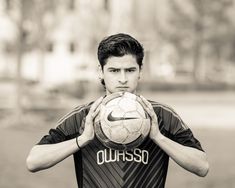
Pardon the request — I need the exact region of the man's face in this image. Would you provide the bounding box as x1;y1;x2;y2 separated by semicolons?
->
100;54;141;95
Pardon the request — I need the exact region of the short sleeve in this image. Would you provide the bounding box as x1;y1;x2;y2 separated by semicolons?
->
170;128;204;151
37;128;67;145
37;106;87;145
159;105;204;151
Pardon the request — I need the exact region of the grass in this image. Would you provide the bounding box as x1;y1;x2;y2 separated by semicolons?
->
166;127;235;188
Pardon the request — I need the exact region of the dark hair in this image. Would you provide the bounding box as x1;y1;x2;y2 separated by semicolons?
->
97;33;144;69
97;33;144;87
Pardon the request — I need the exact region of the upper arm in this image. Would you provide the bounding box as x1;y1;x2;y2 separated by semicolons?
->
156;104;204;151
37;107;87;145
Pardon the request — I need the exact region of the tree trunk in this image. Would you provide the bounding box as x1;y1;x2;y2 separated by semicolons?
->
15;0;24;120
192;1;204;83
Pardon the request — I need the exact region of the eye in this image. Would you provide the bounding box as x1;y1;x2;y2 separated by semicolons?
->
110;69;119;73
126;69;136;72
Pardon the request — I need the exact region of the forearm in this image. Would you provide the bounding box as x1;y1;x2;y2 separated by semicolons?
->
152;133;209;177
26;136;86;172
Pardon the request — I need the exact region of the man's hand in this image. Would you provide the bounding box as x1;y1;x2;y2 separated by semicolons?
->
137;95;209;177
79;96;103;147
26;96;104;172
137;95;162;141
79;92;126;147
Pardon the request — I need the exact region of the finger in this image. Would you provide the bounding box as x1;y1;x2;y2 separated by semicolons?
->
140;96;156;115
137;96;152;114
136;96;148;110
139;95;153;110
137;96;157;120
90;96;103;113
92;104;101;119
87;97;103;122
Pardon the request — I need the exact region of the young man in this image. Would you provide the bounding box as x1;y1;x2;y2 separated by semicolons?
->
26;33;209;188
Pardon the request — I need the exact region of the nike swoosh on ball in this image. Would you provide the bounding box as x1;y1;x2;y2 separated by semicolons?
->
107;112;139;121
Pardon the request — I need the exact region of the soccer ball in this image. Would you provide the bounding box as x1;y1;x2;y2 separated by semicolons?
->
94;92;151;150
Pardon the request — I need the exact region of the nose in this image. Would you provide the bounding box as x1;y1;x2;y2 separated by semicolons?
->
119;71;127;84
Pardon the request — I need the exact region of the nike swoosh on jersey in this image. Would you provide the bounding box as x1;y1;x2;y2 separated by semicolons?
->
107;112;139;121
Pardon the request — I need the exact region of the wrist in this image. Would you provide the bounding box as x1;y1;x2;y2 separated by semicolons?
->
151;132;165;145
75;137;81;149
76;134;91;148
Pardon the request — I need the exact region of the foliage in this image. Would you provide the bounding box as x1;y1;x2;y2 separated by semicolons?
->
161;0;235;82
4;0;57;52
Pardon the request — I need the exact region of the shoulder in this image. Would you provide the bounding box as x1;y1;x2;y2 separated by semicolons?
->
148;100;188;132
148;100;177;117
56;102;92;125
55;101;94;136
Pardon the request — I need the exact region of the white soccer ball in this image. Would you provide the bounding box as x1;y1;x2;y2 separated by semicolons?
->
94;92;151;150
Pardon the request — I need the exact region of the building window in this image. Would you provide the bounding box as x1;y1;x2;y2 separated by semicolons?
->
104;0;109;12
5;0;12;10
69;42;76;53
46;42;53;52
68;0;75;10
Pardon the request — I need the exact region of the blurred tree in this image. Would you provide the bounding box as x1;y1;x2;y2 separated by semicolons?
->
16;0;24;118
201;0;234;79
30;0;57;81
3;0;57;120
163;0;234;83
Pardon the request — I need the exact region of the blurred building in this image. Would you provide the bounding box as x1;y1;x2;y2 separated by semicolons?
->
0;0;235;90
0;0;108;88
0;0;176;86
0;1;17;79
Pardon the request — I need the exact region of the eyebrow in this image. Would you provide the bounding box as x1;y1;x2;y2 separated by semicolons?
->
107;67;137;70
107;67;119;70
126;67;137;70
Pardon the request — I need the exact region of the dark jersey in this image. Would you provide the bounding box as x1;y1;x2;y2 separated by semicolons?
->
38;100;203;188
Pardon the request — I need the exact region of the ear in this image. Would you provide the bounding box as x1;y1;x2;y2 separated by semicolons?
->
138;68;143;80
98;65;104;80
